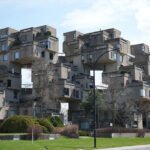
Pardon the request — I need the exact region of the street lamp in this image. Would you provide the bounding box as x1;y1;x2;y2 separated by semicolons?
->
32;98;37;144
87;47;120;148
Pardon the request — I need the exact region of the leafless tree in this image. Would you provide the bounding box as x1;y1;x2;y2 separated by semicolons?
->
103;75;138;127
32;60;59;117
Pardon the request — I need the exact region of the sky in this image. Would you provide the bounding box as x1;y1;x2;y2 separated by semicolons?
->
1;0;150;85
1;0;150;50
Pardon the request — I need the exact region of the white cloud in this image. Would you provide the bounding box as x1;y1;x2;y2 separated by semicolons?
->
62;0;132;31
61;0;150;44
134;1;150;34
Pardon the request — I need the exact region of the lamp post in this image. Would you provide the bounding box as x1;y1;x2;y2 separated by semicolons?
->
32;99;37;144
88;47;120;148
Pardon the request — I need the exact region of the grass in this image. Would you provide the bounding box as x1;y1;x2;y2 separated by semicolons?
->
0;137;150;150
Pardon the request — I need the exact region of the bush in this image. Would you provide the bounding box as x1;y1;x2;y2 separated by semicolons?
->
53;127;64;134
137;130;145;137
37;118;54;133
27;125;43;140
62;125;79;138
0;116;35;133
49;116;64;127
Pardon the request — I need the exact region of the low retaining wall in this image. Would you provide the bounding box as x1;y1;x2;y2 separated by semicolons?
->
96;132;150;138
145;133;150;137
0;134;60;140
112;133;137;138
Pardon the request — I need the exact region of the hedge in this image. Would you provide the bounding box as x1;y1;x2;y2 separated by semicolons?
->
37;118;54;133
49;116;64;127
0;116;35;133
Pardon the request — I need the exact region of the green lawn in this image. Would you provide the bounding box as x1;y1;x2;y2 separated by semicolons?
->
0;137;150;150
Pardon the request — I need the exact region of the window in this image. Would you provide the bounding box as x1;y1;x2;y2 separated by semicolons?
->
0;34;8;38
110;51;117;60
49;53;53;60
1;44;8;51
120;55;123;63
88;54;93;61
103;65;106;72
46;41;51;49
41;51;45;58
76;90;79;98
73;89;80;98
110;33;114;38
40;41;51;49
139;72;142;81
7;79;11;87
67;71;70;79
3;54;8;61
86;83;88;88
73;89;76;97
33;34;35;40
140;89;145;97
80;91;83;99
81;56;85;62
14;91;18;99
71;75;75;82
0;56;2;61
141;45;145;51
113;52;117;60
73;33;76;39
64;88;69;96
89;83;93;88
12;68;15;74
15;51;20;59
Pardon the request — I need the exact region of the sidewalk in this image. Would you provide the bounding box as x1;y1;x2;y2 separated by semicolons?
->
98;145;150;150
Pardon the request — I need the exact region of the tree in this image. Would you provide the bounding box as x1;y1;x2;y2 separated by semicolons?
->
102;74;136;128
81;89;106;128
32;60;59;117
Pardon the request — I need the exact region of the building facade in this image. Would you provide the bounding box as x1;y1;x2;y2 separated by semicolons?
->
0;25;150;129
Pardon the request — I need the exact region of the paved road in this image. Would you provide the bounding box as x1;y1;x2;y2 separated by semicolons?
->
99;145;150;150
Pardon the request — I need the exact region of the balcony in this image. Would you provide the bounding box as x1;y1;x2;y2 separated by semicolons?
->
140;88;150;102
127;81;150;102
56;80;82;101
10;43;40;64
20;88;35;102
38;39;58;53
81;45;117;64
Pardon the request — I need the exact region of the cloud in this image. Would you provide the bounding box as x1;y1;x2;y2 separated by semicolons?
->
62;0;131;31
61;0;150;44
134;1;150;34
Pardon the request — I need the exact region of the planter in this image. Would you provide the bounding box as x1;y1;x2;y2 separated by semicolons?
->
0;134;60;140
112;133;137;138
